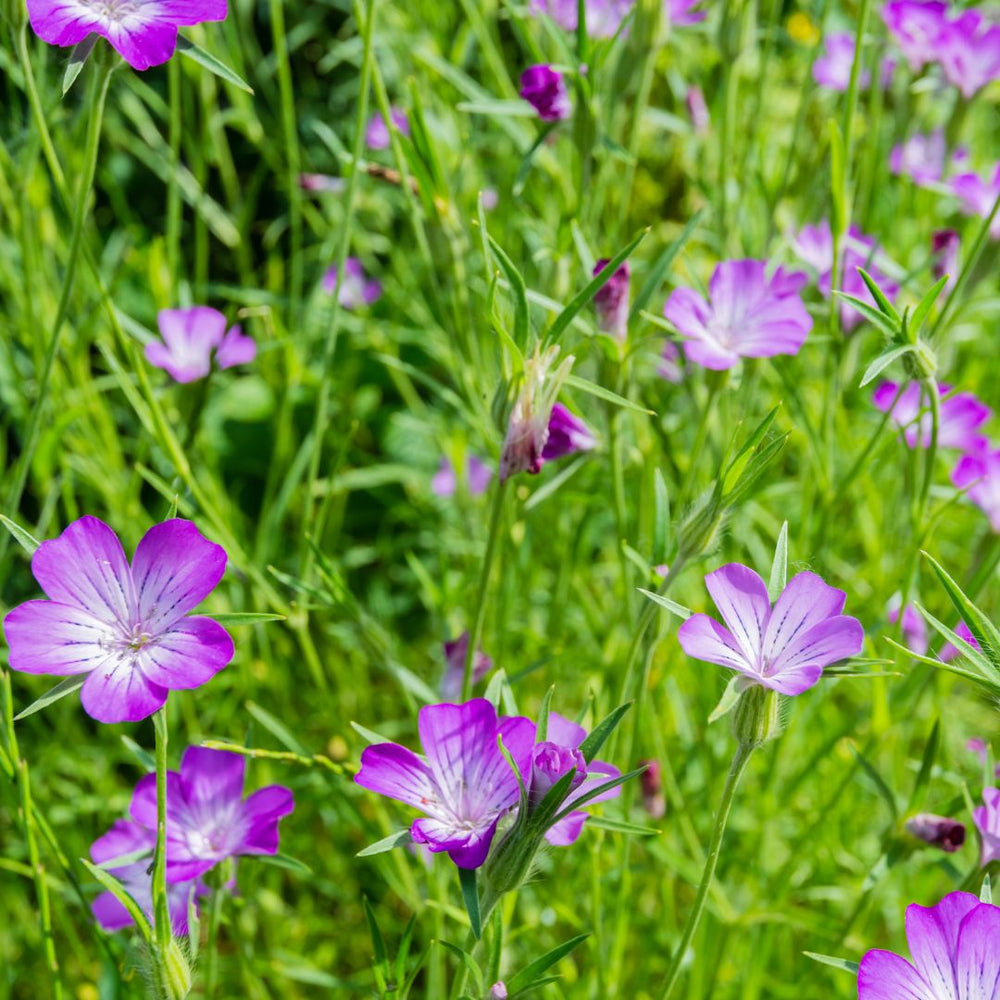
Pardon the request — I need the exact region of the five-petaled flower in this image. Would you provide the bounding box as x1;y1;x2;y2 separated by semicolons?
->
3;517;233;723
146;307;256;384
857;890;1000;998
677;563;864;696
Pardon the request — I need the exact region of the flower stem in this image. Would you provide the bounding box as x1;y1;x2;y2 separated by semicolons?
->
152;706;171;948
658;741;755;1000
204;882;225;997
463;479;508;700
166;56;183;296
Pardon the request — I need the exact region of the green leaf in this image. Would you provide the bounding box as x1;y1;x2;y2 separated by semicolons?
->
438;940;484;995
506;933;590;994
906;719;940;815
828;121;846;239
363;897;390;990
707;675;746;724
768;521;788;603
546;227;649;343
246;701;309;755
120;736;156;772
0;514;41;555
907;275;949;338
849;744;898;821
13;675;86;721
459;867;482;940
981;874;993;904
912;605;998;685
578;703;631;763
832;293;899;338
487;235;530;348
563;374;654;414
63;36;97;98
80;859;153;945
584;815;659;836
859;346;914;387
176;36;254;94
653;469;670;565
351;721;398;746
356;829;414;857
551;767;643;822
857;268;901;323
536;685;555;743
803;951;860;976
202;612;286;626
513;123;558;196
637;589;692;621
456;99;539;117
630;210;705;321
255;852;313;875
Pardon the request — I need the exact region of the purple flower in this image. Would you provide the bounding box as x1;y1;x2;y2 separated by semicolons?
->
529;0;632;37
932;229;960;292
663;259;812;370
145;307;256;384
677;563;864;696
941;621;981;662
489;984;509;1000
26;0;225;70
858;890;1000;998
528;742;587;806
952;164;1000;240
520;65;571;122
355;699;536;868
873;382;991;451
365;108;409;151
592;258;631;340
658;341;684;382
973;788;1000;866
887;592;928;656
441;632;493;699
431;454;493;498
967;737;1000;779
686;85;710;134
890;130;946;187
322;257;382;309
813;32;868;91
539;712;621;846
904;813;966;852
952;447;1000;531
938;9;1000;98
542;403;596;463
639;759;666;819
882;0;949;70
667;0;706;26
3;517;232;724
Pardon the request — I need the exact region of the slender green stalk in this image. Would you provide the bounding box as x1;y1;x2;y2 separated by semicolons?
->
204;883;225;997
166;56;183;295
462;480;508;700
152;707;171;948
916;378;940;524
658;742;755;1000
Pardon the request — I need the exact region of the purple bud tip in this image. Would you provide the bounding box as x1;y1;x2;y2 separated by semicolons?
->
529;742;587;806
490;984;509;1000
519;64;571;122
592;258;631;340
905;813;967;853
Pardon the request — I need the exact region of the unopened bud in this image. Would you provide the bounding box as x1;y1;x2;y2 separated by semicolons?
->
639;759;666;820
732;685;781;747
905;814;966;853
489;983;509;999
154;938;192;1000
528;742;586;807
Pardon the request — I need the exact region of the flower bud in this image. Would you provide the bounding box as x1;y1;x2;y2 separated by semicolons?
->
905;813;966;853
639;759;666;820
154;938;193;1000
732;685;782;747
592;259;631;341
519;65;571;122
931;230;960;292
528;742;586;808
489;983;509;999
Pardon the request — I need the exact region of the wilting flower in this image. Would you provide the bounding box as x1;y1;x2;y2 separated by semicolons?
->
322;257;382;309
431;454;493;498
857;890;1000;997
952;164;1000;240
145;307;256;384
813;32;868;91
663;259;812;370
887;592;928;656
890;130;946;187
528;0;632;37
932;229;960;291
593;259;631;340
366;108;409;150
904;813;966;852
3;518;232;724
973;788;1000;867
542;404;596;463
658;342;684;383
97;747;295;882
639;759;666;819
441;632;493;699
941;621;982;662
26;0;226;70
882;0;949;70
952;447;1000;531
873;382;991;451
499;345;574;481
678;563;864;696
355;699;536;868
520;65;571;122
938;9;1000;98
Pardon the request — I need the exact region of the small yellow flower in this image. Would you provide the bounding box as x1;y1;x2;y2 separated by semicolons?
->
787;11;820;44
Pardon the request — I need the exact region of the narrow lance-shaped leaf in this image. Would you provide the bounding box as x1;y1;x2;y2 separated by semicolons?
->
176;36;254;94
630;209;705;321
859;345;915;387
63;35;97;98
857;268;901;323
506;933;590;993
13;675;87;722
906;275;949;340
0;514;41;555
356;829;414;857
906;719;940;815
577;702;631;763
459;867;482;940
768;521;788;603
487;234;530;349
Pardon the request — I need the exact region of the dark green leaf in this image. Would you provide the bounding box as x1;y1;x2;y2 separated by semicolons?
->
356;829;414;857
176;36;254;93
578;703;631;763
13;675;86;721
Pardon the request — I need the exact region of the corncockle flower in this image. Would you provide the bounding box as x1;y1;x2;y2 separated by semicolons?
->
966;737;1000;777
890;130;946;186
882;0;949;70
973;788;1000;866
904;813;966;852
299;173;345;194
542;403;596;463
813;33;869;91
938;10;1000;97
355;699;536;868
528;0;632;37
952;164;1000;240
952;447;1000;531
639;759;666;819
873;382;991;450
441;632;492;699
145;307;256;384
489;984;509;1000
932;229;960;292
520;65;571;122
939;621;980;661
678;564;864;696
686;85;710;134
366;108;409;151
499;345;575;481
115;747;295;881
887;592;928;656
3;517;233;724
27;0;225;70
322;257;382;309
540;712;621;846
858;890;1000;998
528;742;587;806
658;342;684;382
593;259;630;340
663;259;812;370
667;0;706;26
431;454;493;498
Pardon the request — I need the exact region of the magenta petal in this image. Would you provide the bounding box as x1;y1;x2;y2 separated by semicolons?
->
954;903;1000;998
355;743;438;809
214;325;256;370
906;892;981;997
677;614;756;674
26;0;100;45
79;661;168;723
104;18;178;71
157;0;227;24
545;811;588;846
704;563;771;665
766;615;864;677
496;715;537;785
761;571;847;664
758;662;823;696
546;711;587;748
3;600;115;675
31;516;135;626
446;818;500;869
180;746;245;807
138;617;233;690
418;699;498;793
131;519;228;633
91;889;136;933
129;771;183;828
240;786;295;853
90;819;154;865
857;950;937;1000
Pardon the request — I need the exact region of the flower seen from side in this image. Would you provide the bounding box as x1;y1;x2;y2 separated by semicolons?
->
882;0;949;70
952;447;1000;532
951;164;1000;240
322;257;382;309
519;64;571;122
366;108;409;150
441;632;493;699
813;32;868;91
145;307;256;384
542;404;596;463
890;130;946;187
872;381;990;451
973;787;1000;867
904;813;966;853
938;9;1000;97
592;258;631;340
